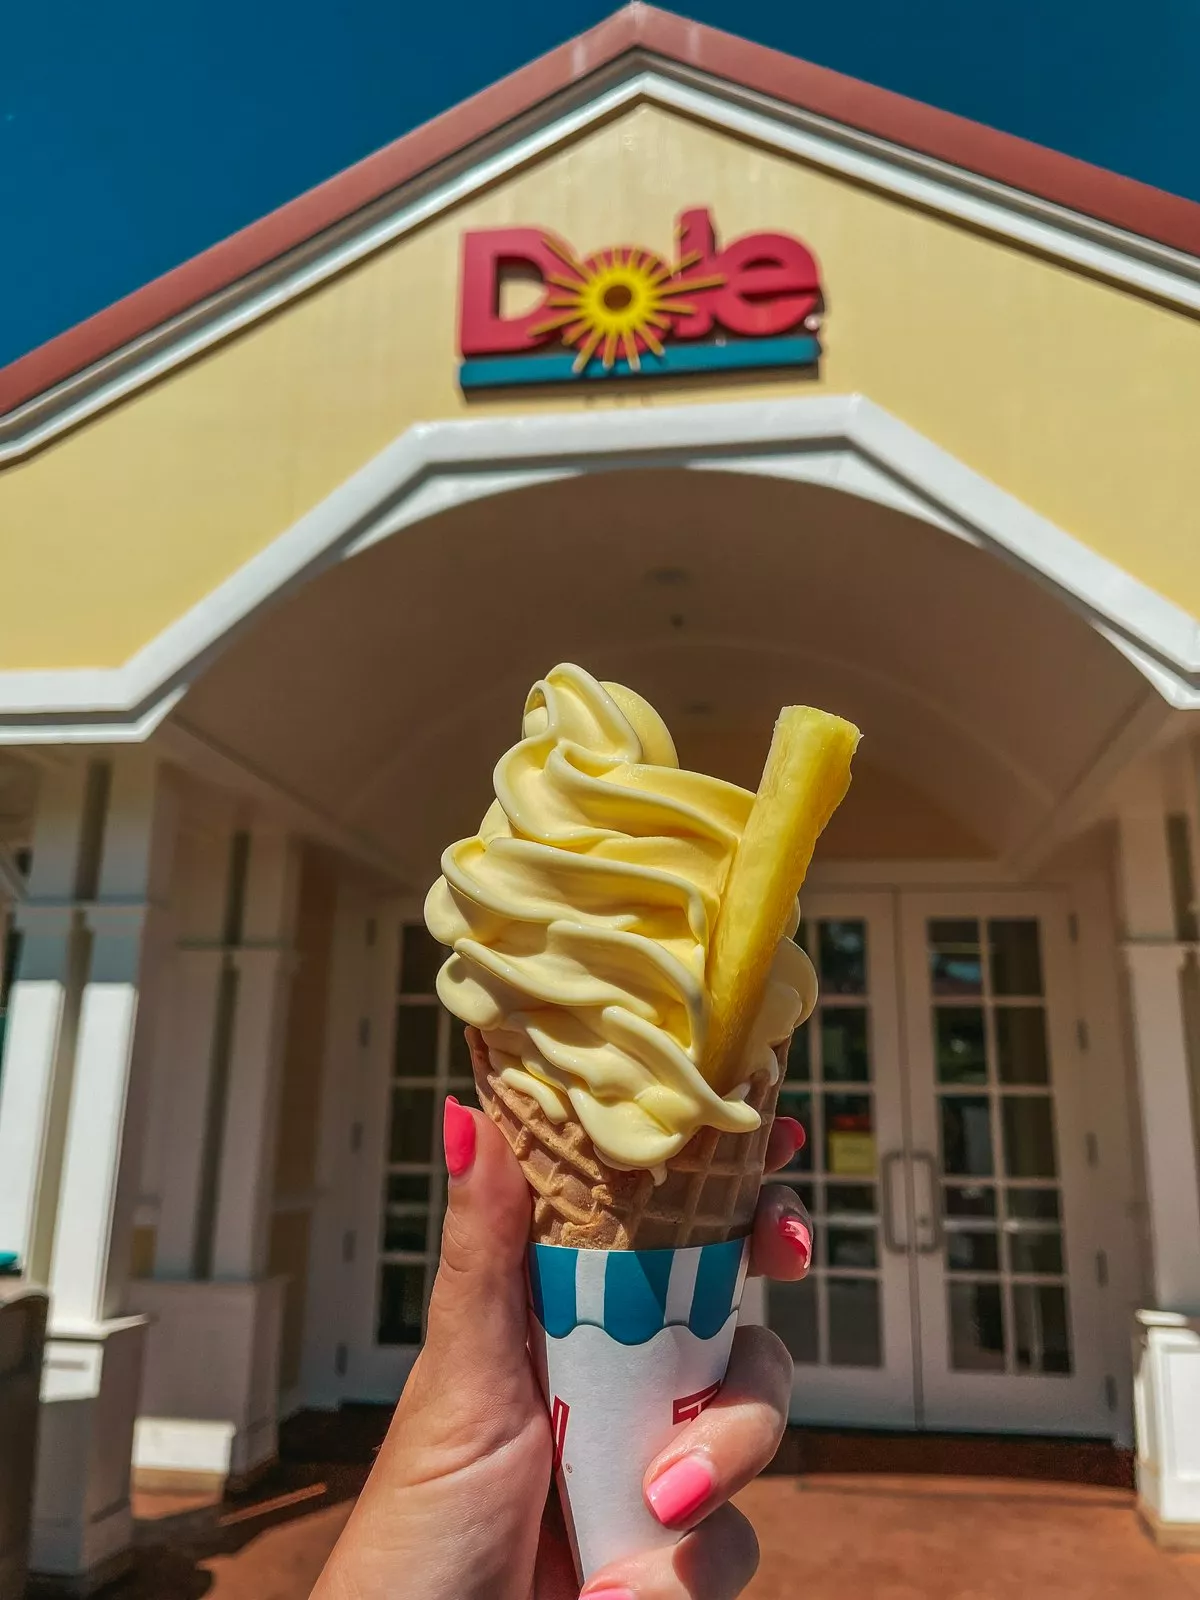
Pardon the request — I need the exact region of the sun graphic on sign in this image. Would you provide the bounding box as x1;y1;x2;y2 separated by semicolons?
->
529;238;725;372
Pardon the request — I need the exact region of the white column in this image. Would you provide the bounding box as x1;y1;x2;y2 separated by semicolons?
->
152;815;236;1277
29;751;181;1586
48;753;177;1325
1116;768;1200;1312
1117;758;1200;1548
210;831;299;1280
129;827;297;1494
0;761;93;1282
300;876;391;1406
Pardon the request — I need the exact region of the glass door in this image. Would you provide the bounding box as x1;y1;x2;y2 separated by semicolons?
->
356;896;1108;1436
346;921;481;1400
901;892;1108;1434
768;893;918;1427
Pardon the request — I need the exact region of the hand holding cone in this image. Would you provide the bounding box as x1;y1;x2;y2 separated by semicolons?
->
428;670;859;1584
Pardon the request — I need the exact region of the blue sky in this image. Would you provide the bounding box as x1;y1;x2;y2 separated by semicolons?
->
1;0;1195;370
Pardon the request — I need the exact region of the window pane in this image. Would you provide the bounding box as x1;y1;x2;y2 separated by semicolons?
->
386;1173;430;1204
818;921;867;995
928;920;982;996
448;1018;473;1075
769;1278;818;1364
940;1096;994;1177
778;1090;812;1173
390;1086;435;1163
401;924;443;994
828;1278;882;1367
946;1230;1000;1273
451;1079;484;1113
944;1184;996;1218
827;1226;878;1270
794;919;810;957
948;1281;1005;1371
989;920;1043;996
378;1263;426;1344
821;1008;870;1083
382;1207;429;1253
791;1181;817;1212
826;1183;875;1215
395;1006;439;1077
1007;1231;1064;1275
1005;1187;1060;1222
995;1007;1050;1085
1002;1097;1058;1179
935;1008;988;1085
1013;1284;1072;1374
824;1093;875;1177
786;1026;811;1083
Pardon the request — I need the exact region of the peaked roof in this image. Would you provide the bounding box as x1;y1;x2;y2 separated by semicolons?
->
4;2;1200;419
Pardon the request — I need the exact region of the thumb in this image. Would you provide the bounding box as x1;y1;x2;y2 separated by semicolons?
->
319;1079;546;1600
421;1079;533;1390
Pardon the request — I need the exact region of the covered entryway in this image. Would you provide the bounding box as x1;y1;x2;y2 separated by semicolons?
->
144;443;1158;1442
166;449;1162;886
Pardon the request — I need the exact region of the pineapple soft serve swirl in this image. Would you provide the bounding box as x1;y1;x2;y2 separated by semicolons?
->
424;664;817;1172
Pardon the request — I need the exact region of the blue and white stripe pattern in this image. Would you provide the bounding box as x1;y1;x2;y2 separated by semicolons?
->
528;1238;750;1346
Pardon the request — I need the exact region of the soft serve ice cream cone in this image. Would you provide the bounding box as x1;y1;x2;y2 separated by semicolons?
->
425;664;858;1578
463;1025;789;1251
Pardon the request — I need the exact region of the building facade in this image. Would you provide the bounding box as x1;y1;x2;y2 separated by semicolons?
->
1;6;1199;1586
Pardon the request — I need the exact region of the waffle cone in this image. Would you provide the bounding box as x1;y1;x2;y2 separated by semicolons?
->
466;1027;788;1250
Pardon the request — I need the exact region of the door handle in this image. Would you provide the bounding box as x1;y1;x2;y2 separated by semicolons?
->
879;1150;908;1254
910;1150;944;1255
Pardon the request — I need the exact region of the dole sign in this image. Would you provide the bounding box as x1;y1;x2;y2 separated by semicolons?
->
458;208;822;390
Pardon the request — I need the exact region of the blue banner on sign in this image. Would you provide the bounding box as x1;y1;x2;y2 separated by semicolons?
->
460;335;820;391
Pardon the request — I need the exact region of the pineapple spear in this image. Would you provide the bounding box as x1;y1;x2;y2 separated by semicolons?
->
705;707;861;1097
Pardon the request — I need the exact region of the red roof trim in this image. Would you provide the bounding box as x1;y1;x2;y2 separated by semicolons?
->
5;3;1200;418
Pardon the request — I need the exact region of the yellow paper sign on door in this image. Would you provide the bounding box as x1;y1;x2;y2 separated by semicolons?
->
828;1132;877;1177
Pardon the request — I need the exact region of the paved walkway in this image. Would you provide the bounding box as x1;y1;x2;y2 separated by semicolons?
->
112;1468;1200;1599
744;1475;1200;1600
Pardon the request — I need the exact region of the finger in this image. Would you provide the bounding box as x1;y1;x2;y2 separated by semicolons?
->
748;1182;812;1280
639;1325;791;1534
764;1115;805;1174
580;1503;759;1600
415;1032;534;1411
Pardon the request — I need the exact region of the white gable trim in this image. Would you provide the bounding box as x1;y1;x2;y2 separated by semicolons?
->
3;57;1200;464
0;393;1195;743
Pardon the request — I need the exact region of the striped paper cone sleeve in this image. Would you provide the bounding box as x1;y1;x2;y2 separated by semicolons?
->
526;1236;752;1581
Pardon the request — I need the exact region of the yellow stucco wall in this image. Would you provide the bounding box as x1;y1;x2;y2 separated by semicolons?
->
2;102;1199;670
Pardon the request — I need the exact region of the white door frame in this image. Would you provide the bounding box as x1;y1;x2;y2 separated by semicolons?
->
900;886;1110;1435
299;883;409;1407
778;858;1136;1439
780;890;917;1427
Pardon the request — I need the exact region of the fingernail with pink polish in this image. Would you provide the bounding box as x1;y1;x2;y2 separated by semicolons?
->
579;1589;636;1600
443;1096;476;1179
646;1454;718;1526
778;1214;812;1268
775;1115;806;1154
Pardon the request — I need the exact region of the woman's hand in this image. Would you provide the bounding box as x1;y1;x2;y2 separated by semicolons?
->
312;1098;811;1600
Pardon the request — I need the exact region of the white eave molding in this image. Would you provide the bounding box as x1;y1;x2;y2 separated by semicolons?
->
4;55;1200;465
0;393;1197;745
